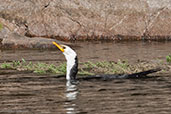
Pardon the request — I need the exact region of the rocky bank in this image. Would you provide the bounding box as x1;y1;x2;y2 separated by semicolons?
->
0;0;171;48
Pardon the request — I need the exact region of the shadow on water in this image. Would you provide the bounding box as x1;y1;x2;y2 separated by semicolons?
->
0;41;171;113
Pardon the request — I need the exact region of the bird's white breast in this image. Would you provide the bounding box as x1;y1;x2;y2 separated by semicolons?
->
63;47;77;80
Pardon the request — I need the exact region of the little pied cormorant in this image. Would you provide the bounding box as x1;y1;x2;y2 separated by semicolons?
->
52;42;160;82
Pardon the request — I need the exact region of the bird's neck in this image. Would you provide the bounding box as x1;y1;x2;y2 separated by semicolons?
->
66;56;78;81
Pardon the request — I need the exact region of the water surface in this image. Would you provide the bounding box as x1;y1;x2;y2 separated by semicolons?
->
0;41;171;114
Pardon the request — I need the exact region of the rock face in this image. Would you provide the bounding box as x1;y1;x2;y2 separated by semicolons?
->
1;33;57;49
0;0;171;47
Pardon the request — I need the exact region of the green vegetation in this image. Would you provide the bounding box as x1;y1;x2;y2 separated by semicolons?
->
1;62;13;69
0;59;160;75
0;23;3;31
81;60;130;74
0;59;67;75
166;54;171;63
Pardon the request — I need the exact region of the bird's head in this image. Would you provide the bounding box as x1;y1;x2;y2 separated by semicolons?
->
52;42;76;60
53;42;78;81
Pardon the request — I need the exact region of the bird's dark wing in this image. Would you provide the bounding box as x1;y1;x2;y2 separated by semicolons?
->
122;68;161;79
79;68;161;81
70;56;78;81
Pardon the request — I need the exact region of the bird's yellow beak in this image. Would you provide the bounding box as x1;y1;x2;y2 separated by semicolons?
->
52;42;64;52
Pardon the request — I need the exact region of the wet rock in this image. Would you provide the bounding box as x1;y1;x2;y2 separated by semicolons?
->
0;0;171;43
1;33;64;49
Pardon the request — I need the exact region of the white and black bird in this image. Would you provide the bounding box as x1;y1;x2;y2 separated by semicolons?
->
53;42;160;82
53;42;78;81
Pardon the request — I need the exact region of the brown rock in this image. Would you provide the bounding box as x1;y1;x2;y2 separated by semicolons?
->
0;0;171;43
1;33;67;49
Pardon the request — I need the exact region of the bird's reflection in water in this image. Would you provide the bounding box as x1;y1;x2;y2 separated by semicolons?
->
65;81;79;114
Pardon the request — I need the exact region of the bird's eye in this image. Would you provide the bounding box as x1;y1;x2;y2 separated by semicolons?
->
62;46;66;49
